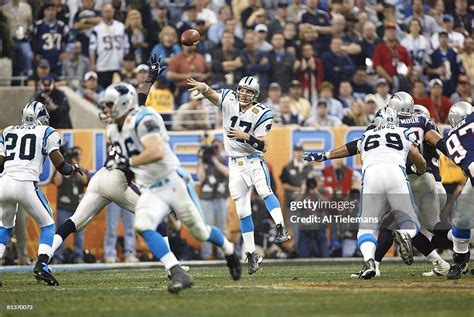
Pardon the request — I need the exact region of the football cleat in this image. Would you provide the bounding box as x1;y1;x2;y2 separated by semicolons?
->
356;259;377;280
275;224;291;244
447;251;470;280
351;261;380;278
225;249;242;281
167;265;190;280
34;262;59;286
392;231;413;265
168;265;194;294
245;251;262;275
422;259;450;277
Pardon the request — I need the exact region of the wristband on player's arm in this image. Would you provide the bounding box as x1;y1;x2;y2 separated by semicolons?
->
57;160;75;175
247;135;265;151
435;139;449;156
346;140;359;156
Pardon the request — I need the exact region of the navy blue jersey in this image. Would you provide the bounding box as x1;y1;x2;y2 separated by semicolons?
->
446;112;474;184
33;19;69;74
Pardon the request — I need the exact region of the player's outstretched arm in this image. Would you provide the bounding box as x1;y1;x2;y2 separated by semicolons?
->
137;54;167;105
129;134;165;166
425;129;449;156
408;144;427;174
49;150;84;176
187;78;219;106
304;140;359;162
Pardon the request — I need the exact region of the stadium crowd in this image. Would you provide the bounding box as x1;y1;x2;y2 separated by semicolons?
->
0;0;473;263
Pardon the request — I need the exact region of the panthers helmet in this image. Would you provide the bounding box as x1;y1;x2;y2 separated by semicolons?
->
236;76;260;104
21;100;50;126
99;83;138;122
387;91;414;117
448;101;472;127
374;106;399;127
413;104;431;119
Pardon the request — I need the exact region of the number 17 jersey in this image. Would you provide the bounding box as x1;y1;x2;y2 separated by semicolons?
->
218;89;273;158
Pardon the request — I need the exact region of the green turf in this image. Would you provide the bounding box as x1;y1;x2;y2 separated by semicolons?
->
0;263;473;317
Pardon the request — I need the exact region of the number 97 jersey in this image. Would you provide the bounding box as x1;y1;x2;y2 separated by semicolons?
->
1;125;61;182
218;89;273;157
446;112;474;183
358;124;415;171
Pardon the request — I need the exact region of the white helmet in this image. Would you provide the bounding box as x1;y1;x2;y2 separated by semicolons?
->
237;76;260;104
413;104;430;119
388;91;414;117
22;100;50;125
448;101;472;127
99;83;138;122
374;106;399;127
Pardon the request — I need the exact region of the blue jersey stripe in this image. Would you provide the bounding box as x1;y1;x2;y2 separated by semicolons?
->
254;109;273;130
42;127;56;155
134;108;156;131
220;89;231;109
0;135;3;144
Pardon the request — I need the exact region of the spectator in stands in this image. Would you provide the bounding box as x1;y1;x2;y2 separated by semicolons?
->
289;80;311;120
211;31;242;88
240;30;270;91
268;32;295;93
460;36;474;82
351;68;374;100
452;0;473;35
321;37;356;90
297;23;318;58
79;71;103;107
407;0;441;37
373;77;391;109
194;19;215;58
50;0;70;25
264;82;282;114
288;0;306;23
412;79;430;106
32;3;69;77
331;14;362;56
73;0;101;57
309;101;342;127
300;0;332;54
275;95;306;126
426;30;462;97
111;0;126;23
425;78;452;123
62;41;90;91
3;0;34;79
401;18;431;75
0;8;13;86
254;24;273;53
373;22;413;92
150;26;182;77
27;59;56;88
222;18;244;49
197;138;229;260
34;76;72;128
208;5;241;45
176;5;196;37
112;53;136;84
52;146;88;264
342;101;368;126
167;44;209;106
193;0;218;26
145;77;175;114
364;94;378;121
317;81;344;120
242;4;266;29
268;1;289;38
375;3;405;40
282;22;298;56
133;64;149;89
294;43;323;107
354;21;380;70
89;4;130;89
431;15;465;51
146;3;170;47
450;75;473;104
125;9;148;64
338;81;356;109
172;90;211;131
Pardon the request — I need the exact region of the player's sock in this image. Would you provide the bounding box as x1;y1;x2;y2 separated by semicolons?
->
374;228;393;263
357;232;377;262
206;225;234;255
52;235;63;255
263;194;284;226
38;224;55;259
0;226;13;258
240;215;255;253
52;219;78;254
426;250;444;263
140;230;179;270
431;221;453;249
411;232;435;257
451;226;471;254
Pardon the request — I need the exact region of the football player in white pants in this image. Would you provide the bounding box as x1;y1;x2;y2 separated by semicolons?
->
188;76;291;275
0;101;83;286
101;79;241;294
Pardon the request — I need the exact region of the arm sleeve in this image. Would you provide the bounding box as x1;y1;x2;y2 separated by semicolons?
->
217;88;233;112
45;130;61;154
253;110;274;137
136;112;163;142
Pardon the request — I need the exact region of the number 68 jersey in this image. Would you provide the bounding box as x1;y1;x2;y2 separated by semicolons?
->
1;124;61;182
218;89;273;157
358;124;416;171
446;112;474;183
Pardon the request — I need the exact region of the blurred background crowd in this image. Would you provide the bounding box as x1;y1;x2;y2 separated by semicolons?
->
0;0;472;264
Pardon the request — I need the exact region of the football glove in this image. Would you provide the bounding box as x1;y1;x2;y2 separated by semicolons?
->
303;151;329;162
145;54;167;83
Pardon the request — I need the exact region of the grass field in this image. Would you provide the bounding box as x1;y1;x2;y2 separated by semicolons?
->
0;263;473;317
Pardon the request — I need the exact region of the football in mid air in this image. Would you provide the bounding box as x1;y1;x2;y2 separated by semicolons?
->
181;29;201;46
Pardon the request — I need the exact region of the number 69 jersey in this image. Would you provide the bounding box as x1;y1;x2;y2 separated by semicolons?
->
446;112;474;183
106;107;180;186
358;124;416;171
218;89;273;157
1;124;61;182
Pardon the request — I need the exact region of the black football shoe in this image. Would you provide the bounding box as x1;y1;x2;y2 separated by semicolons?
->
168;265;194;294
275;224;291;244
447;251;470;280
356;259;377;280
34;261;59;286
225;250;242;281
245;251;262;275
392;230;414;265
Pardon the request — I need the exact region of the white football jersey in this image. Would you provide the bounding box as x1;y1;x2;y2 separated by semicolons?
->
1;124;61;182
106;107;180;186
358;124;415;172
218;88;274;158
